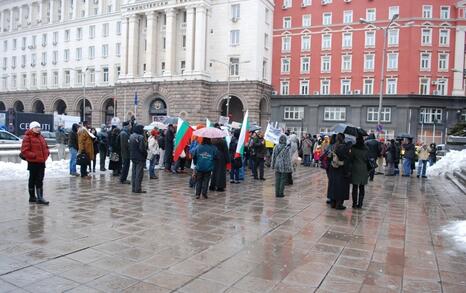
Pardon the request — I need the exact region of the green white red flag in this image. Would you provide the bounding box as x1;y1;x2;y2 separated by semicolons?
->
173;117;193;161
235;110;249;158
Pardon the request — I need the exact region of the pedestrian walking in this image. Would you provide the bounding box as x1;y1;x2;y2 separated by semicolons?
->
77;121;94;178
21;121;50;205
119;122;131;184
350;135;369;208
98;125;108;171
55;125;67;160
417;143;429;178
271;135;292;198
402;138;415;177
193;138;217;199
129;124;147;193
252;131;266;180
148;129;160;179
68;123;80;176
328;133;351;210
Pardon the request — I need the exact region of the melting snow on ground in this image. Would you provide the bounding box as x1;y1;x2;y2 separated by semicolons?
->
0;159;71;181
442;221;466;252
426;149;466;177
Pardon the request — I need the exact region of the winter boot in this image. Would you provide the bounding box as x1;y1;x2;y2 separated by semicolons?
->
28;188;37;203
357;195;365;209
36;187;49;205
352;190;358;208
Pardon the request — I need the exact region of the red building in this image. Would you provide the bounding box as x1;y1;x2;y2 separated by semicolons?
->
271;0;466;142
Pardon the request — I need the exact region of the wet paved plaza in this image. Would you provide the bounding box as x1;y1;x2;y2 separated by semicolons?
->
0;166;465;293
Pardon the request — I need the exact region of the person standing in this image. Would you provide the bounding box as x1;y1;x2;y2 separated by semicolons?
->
78;121;94;178
301;134;313;167
229;129;241;184
417;143;429;178
129;124;147;193
428;142;437;166
21;121;50;205
68;123;80;176
193;138;217;199
271;135;292;198
164;124;175;172
328;133;351;210
119;122;131;184
209;137;230;192
55;125;67;160
402;138;415;177
108;127;122;176
365;134;381;181
148;129;160;179
90;128;99;173
350;136;369;208
98;125;108;171
252;131;267;180
385;139;397;176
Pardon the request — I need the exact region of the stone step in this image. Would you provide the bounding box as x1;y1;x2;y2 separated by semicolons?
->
447;172;466;195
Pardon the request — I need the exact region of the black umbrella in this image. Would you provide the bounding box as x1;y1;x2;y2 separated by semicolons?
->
163;117;179;125
396;132;413;139
331;123;368;137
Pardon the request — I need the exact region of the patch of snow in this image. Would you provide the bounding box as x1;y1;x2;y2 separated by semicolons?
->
0;159;71;181
441;221;466;252
426;149;466;177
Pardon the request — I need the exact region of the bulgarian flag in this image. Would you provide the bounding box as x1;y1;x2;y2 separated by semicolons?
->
173;117;193;161
235;110;249;158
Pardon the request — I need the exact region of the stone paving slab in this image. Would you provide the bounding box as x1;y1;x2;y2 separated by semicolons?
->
0;166;465;292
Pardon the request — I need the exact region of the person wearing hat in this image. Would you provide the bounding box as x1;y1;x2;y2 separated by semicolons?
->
147;128;160;179
20;121;50;204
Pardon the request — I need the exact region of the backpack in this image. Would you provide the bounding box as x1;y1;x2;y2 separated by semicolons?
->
196;149;214;172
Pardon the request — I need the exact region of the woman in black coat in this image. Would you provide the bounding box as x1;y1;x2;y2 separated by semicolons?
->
210;138;230;192
108;128;122;176
327;133;351;210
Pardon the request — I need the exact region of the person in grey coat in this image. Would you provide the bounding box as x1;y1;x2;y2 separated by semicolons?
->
271;135;293;198
129;124;147;193
350;135;369;208
119;122;131;184
55;125;67;160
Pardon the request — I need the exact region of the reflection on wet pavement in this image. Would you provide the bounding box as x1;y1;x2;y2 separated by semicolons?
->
0;167;465;292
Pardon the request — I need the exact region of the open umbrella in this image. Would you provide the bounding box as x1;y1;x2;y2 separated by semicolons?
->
144;121;167;131
193;127;227;138
396;132;413;139
331;123;368;137
163;117;179;125
249;125;261;132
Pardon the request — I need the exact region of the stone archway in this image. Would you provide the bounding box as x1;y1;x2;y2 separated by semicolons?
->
77;99;93;124
220;95;244;123
53;99;67;115
14;101;24;112
148;97;168;122
259;96;271;127
32;100;45;113
0;101;5;111
102;98;115;125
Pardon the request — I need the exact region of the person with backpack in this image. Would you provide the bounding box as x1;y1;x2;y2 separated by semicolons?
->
21;121;50;205
193;138;217;199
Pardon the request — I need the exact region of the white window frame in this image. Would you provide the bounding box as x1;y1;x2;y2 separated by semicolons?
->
322;12;332;25
366;8;376;21
364;54;375;72
421;28;432;46
324;107;346;121
420;52;431;71
280;80;289;95
89;25;95;39
231;4;240;19
103;67;109;82
419;77;430;95
365;31;375;48
343;10;353;24
284;106;304;120
282;35;291;51
438;53;449;72
281;58;290;73
301;57;310;73
363;79;374;94
367;107;391;123
302;15;311;27
341;55;352;72
341;79;351;95
420;108;442;124
88;46;95;60
387;53;398;71
102;44;109;58
320;80;330;95
299;80;309;95
230;30;240;46
283;17;291;29
301;35;311;51
439;29;450;46
388;29;399;46
437;79;448;95
386;78;397;94
342;32;352;48
321;34;332;50
422;5;433;18
321;55;331;72
440;6;450;19
102;23;109;37
389;6;399;20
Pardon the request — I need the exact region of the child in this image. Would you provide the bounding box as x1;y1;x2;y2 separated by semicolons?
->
313;146;321;168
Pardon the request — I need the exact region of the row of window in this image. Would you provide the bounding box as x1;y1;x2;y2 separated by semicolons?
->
1;44;120;70
283;105;444;124
280;52;450;74
281;3;451;22
1;67;116;90
279;78;448;96
282;5;450;29
281;28;450;52
2;22;121;52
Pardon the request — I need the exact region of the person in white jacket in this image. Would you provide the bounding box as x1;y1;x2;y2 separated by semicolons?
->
148;129;160;179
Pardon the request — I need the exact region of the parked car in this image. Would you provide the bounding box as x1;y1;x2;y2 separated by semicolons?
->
20;131;57;146
0;130;22;144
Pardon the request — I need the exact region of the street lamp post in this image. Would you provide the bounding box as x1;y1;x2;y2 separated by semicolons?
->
210;59;250;117
360;14;399;136
70;67;91;122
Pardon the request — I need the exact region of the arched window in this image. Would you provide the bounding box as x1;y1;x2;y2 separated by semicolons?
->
13;101;24;112
0;101;5;111
32;100;45;113
54;99;67;115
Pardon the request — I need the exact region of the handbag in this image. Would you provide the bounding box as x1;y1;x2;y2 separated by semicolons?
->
331;151;345;168
110;152;120;162
233;157;243;169
77;152;90;165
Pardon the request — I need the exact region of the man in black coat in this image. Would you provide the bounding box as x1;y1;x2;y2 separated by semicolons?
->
119;122;131;184
129;124;147;193
97;125;108;171
365;133;381;181
164;124;175;172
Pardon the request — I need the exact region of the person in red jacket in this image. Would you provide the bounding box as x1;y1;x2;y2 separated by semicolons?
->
21;121;50;205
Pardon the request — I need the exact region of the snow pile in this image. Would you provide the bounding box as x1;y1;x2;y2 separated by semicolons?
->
0;159;70;181
442;221;466;252
427;149;466;177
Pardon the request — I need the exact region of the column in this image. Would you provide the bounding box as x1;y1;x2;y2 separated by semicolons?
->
0;11;3;33
28;4;33;25
127;14;139;78
38;0;43;23
163;8;176;76
112;0;118;12
72;0;78;19
98;0;105;15
60;0;65;21
184;6;195;74
18;6;23;28
144;11;157;77
120;17;128;77
85;0;91;17
452;27;466;96
193;5;207;73
50;0;56;23
9;9;13;31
